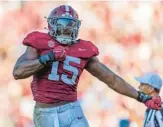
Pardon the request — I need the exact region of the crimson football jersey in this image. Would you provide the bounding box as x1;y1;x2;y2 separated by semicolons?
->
23;31;99;103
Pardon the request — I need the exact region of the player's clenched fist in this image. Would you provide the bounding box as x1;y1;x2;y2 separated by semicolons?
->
137;91;162;110
145;96;162;110
39;46;67;65
53;46;67;61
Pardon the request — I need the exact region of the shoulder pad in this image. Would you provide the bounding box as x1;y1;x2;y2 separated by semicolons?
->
80;39;99;58
23;31;52;49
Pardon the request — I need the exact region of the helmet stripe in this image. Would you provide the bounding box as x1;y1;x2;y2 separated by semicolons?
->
65;5;69;12
65;5;72;17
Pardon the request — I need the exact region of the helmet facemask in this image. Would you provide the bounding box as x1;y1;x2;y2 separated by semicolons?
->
47;17;81;45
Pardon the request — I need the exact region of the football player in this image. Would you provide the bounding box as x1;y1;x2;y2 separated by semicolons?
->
13;5;162;127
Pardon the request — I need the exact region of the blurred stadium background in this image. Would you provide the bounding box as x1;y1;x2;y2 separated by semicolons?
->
0;1;163;127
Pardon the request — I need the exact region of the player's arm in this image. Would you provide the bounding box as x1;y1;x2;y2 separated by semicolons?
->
86;57;162;110
13;46;44;79
86;56;138;99
13;45;67;80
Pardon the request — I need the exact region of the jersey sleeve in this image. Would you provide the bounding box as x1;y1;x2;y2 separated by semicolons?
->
23;31;40;49
85;41;99;57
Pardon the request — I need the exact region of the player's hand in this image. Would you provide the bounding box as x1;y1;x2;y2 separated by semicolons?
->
39;46;67;65
137;91;162;110
53;46;67;61
39;51;55;65
145;96;162;110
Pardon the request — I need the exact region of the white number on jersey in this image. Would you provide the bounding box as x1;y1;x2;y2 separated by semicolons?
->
48;56;81;85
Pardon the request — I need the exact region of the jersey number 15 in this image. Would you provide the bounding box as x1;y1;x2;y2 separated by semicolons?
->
48;56;81;85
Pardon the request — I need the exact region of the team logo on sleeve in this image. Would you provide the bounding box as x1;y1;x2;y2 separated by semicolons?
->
48;40;55;48
79;48;86;51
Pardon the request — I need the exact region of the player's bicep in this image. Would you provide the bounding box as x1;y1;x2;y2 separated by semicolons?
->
86;56;116;82
19;46;38;61
24;46;38;60
14;46;38;68
85;57;103;77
